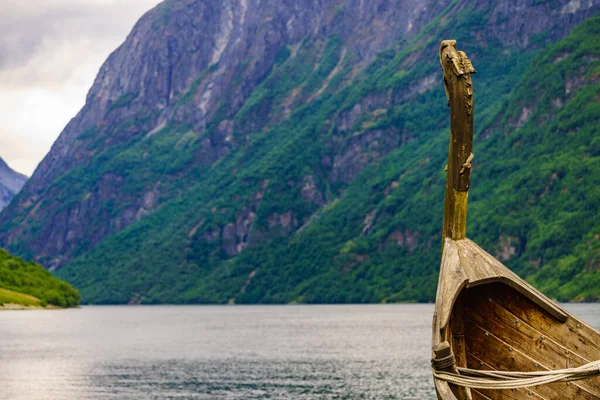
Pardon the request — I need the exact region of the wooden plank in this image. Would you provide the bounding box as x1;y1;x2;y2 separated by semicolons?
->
469;283;600;359
436;379;461;400
465;290;590;367
473;387;539;400
452;295;469;368
462;239;567;322
464;298;600;395
471;390;493;400
467;351;553;400
464;315;599;399
456;239;501;282
436;239;469;333
451;295;473;400
433;311;461;400
464;284;600;396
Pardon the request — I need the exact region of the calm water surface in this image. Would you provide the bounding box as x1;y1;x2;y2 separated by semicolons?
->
0;304;598;399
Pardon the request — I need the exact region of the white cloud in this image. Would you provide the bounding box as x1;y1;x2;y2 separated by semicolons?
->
0;0;163;176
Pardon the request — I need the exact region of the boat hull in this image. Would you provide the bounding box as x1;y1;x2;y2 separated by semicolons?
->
432;239;600;400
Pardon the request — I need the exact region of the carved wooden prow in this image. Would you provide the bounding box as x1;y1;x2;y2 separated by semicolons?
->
440;40;476;241
434;40;476;400
432;41;575;400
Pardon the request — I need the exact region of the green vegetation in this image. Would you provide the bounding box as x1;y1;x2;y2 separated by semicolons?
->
57;14;600;304
468;16;600;300
0;288;41;308
177;63;219;107
0;249;80;308
3;6;599;304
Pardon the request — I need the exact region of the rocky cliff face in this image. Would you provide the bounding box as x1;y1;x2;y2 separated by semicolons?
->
1;0;456;268
1;0;599;303
24;0;446;194
0;158;27;211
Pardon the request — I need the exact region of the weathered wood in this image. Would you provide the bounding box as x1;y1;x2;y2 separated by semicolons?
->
456;239;568;322
466;353;549;400
474;383;546;400
457;239;569;322
440;39;475;241
436;239;469;333
433;312;461;400
473;283;600;359
464;320;598;399
456;238;501;282
433;341;472;400
451;296;468;369
471;390;493;400
462;284;600;396
465;295;590;368
450;297;474;400
467;351;595;400
432;39;600;400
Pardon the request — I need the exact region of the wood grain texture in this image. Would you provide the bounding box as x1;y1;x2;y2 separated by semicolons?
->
436;239;469;332
451;296;474;400
464;323;597;399
432;39;599;400
466;352;549;400
456;239;568;322
440;39;475;241
433;239;599;398
477;283;600;359
462;284;600;396
472;390;493;400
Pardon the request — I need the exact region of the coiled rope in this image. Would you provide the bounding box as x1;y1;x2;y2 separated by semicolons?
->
432;352;456;370
433;360;600;390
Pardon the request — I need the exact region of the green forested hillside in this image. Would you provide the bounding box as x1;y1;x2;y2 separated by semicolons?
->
502;19;600;301
0;249;80;308
55;14;600;304
0;0;598;304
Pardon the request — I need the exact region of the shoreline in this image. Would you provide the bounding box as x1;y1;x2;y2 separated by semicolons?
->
0;303;69;311
0;303;43;311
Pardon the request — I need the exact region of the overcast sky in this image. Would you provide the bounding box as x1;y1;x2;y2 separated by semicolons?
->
0;0;163;176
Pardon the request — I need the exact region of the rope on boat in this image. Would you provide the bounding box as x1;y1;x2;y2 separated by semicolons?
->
432;352;456;370
433;360;600;390
459;152;474;175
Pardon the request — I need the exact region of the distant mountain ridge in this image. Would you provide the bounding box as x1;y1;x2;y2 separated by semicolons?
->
0;0;599;304
0;158;27;211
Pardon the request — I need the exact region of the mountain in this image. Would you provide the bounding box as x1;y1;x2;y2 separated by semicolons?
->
0;158;27;211
0;248;80;309
0;0;599;304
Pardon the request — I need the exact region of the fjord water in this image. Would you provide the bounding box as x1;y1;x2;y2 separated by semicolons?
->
1;305;598;400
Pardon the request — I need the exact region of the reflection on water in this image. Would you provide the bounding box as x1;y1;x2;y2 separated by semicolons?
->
0;304;598;399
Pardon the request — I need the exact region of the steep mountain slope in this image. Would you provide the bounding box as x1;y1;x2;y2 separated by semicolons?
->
0;158;27;211
1;0;453;268
0;0;599;304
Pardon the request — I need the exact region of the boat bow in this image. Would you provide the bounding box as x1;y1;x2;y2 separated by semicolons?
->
431;40;600;400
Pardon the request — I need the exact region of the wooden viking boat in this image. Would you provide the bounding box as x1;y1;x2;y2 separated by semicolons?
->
431;40;600;400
